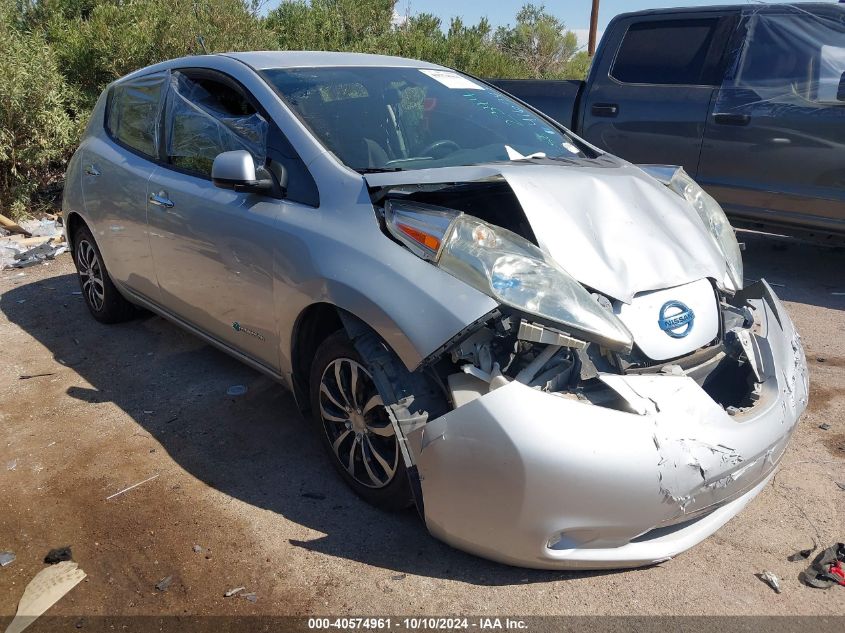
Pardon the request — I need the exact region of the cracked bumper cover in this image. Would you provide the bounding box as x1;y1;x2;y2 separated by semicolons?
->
411;281;808;569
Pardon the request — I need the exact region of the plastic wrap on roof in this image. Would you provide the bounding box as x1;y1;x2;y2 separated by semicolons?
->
108;71;169;156
166;72;269;168
718;5;845;114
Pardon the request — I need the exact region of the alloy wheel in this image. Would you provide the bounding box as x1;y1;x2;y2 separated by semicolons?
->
318;358;399;489
76;239;105;311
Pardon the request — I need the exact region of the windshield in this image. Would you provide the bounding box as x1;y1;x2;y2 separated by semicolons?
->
261;66;591;172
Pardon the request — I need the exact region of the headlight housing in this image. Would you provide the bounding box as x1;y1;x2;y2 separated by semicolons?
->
668;168;743;291
385;200;634;352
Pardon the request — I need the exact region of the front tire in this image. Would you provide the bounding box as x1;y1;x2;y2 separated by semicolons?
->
309;330;412;510
72;225;136;323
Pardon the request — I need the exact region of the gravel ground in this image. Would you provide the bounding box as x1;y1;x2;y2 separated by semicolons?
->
0;231;843;620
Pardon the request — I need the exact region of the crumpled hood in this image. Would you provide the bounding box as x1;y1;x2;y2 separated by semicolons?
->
499;161;730;302
366;160;729;303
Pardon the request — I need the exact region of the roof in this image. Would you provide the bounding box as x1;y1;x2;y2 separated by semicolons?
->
222;51;445;71
614;2;843;21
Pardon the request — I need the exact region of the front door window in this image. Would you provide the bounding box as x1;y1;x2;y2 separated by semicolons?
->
165;72;269;177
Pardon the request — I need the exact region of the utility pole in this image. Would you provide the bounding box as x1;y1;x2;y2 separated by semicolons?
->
588;0;600;57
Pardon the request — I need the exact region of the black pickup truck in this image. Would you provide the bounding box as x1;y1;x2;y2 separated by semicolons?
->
492;3;845;242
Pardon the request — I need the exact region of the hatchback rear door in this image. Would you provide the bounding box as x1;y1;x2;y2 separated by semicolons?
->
81;72;168;302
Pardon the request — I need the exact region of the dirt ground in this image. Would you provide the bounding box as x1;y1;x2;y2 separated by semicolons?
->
1;231;843;620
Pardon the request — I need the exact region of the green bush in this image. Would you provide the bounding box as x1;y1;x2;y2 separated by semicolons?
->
42;0;276;108
0;0;79;219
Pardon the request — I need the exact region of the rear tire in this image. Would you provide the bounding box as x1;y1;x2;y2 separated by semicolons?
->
309;330;413;510
72;225;136;324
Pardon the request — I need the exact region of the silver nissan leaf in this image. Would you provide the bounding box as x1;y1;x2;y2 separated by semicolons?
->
62;52;808;570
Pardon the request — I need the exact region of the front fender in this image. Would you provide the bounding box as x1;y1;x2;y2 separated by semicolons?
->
273;188;499;373
282;259;497;372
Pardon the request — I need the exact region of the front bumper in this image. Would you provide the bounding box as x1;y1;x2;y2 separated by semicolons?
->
411;281;808;569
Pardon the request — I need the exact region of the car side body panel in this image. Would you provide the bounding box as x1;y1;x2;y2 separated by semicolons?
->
145;165;283;371
64;94;163;302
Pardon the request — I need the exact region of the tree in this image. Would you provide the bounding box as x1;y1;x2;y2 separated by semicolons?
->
0;0;79;217
494;3;578;78
267;0;395;52
34;0;275;107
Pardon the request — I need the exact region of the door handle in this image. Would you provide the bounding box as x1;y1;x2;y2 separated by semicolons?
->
591;103;619;117
713;113;751;126
148;192;174;209
84;164;100;176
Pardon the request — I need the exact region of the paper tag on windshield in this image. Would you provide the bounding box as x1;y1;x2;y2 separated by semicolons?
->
419;69;484;90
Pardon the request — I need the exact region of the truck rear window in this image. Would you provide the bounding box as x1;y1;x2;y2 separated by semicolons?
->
611;18;722;86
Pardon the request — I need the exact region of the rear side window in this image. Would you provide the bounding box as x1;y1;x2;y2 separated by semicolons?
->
106;72;168;158
611;18;722;85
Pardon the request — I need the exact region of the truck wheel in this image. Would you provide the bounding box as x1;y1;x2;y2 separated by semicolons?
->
72;225;136;323
309;330;412;510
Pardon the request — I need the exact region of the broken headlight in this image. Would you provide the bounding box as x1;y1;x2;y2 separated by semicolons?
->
385;200;634;352
669;168;744;291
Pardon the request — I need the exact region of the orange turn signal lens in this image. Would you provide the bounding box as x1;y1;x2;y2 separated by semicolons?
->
396;223;441;252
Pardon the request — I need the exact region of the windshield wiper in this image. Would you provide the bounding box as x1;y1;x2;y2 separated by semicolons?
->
356;167;405;174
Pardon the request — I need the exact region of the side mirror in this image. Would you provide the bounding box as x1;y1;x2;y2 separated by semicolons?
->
838;71;845;102
212;150;274;194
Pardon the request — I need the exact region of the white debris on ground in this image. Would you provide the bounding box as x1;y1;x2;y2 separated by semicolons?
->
0;216;68;270
5;561;87;633
19;218;63;237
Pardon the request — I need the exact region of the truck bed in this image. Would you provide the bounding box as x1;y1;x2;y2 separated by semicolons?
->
488;79;584;130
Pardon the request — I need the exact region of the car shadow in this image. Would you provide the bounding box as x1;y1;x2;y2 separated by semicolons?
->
1;270;619;586
738;230;845;311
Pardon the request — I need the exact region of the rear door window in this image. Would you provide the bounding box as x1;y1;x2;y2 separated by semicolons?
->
611;18;724;86
106;72;168;158
731;11;845;105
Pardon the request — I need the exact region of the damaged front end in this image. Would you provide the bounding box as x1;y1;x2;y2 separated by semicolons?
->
354;163;808;569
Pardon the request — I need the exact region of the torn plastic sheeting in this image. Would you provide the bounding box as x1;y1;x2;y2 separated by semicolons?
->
720;6;845;113
1;239;67;270
166;72;268;170
758;570;782;593
18;219;61;238
108;71;169;157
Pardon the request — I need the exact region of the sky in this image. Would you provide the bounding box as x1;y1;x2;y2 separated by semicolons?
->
265;1;840;49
